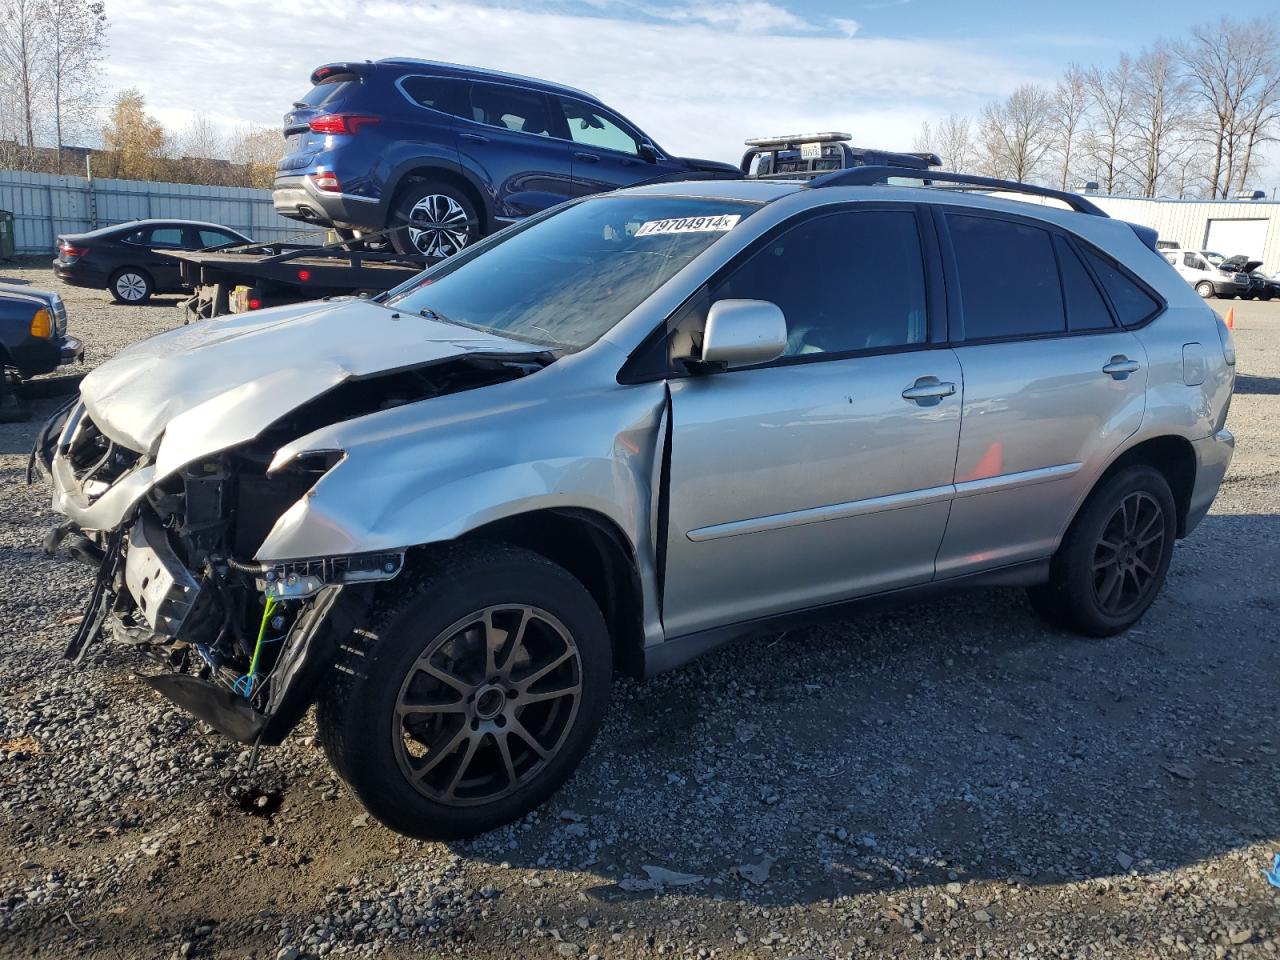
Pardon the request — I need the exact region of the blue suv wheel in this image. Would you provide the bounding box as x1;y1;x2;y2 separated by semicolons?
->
389;179;480;259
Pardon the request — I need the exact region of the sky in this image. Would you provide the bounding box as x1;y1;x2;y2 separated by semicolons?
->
104;0;1280;170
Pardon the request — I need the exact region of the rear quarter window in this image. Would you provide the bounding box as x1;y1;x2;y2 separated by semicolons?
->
1081;247;1163;327
400;76;464;115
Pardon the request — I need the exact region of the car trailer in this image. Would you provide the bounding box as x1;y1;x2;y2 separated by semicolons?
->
173;229;428;320
741;132;941;178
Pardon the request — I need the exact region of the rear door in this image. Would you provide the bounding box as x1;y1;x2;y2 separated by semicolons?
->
554;97;683;196
933;211;1149;578
455;81;574;222
661;205;963;637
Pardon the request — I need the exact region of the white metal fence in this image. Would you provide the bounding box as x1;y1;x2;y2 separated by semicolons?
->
0;170;322;255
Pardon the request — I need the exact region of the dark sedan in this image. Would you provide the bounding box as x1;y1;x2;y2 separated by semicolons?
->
0;284;84;420
53;219;252;303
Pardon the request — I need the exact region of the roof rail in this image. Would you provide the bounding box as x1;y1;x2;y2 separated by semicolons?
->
808;165;1109;217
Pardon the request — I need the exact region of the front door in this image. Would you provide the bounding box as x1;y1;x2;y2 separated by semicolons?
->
456;81;574;222
660;206;963;637
933;212;1149;577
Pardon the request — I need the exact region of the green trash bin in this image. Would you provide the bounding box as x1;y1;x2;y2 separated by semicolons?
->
0;211;15;260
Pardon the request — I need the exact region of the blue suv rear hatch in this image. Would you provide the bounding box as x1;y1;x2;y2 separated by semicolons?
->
278;64;374;174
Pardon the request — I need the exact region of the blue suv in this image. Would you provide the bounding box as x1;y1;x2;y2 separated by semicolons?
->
273;59;740;257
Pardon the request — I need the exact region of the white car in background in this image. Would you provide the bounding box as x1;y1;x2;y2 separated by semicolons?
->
1161;248;1253;299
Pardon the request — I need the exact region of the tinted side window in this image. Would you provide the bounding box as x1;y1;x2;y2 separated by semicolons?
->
712;210;928;358
468;83;555;136
400;76;463;115
948;214;1064;339
148;227;185;247
1182;252;1198;267
197;229;237;248
1054;235;1115;331
556;99;639;155
1082;248;1162;327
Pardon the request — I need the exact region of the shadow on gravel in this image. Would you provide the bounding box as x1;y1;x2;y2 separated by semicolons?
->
1236;373;1280;395
457;513;1280;907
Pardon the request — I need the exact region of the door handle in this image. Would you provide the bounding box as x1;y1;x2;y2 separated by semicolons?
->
1102;356;1141;379
459;132;489;143
574;152;600;163
901;376;957;405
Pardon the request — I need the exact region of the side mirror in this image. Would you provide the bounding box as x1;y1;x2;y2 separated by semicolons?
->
638;142;659;164
699;299;787;368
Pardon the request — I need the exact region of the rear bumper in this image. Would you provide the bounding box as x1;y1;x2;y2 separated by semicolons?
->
1185;428;1234;535
273;175;382;229
52;259;110;289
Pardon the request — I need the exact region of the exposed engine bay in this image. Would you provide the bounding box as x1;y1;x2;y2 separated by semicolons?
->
36;351;552;745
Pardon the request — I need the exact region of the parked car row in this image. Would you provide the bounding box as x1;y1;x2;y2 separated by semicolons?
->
1161;247;1274;300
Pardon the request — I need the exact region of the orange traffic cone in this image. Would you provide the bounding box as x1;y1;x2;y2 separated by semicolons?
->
1225;306;1235;330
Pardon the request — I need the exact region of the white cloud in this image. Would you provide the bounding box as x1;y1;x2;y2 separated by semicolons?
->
101;0;1038;162
655;2;816;33
832;17;861;37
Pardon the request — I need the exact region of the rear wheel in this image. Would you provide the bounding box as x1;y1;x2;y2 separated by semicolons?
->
317;543;611;839
1027;465;1177;637
1194;281;1214;299
110;268;152;304
388;180;480;260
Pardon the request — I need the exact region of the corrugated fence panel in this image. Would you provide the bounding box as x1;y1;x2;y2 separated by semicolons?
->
0;170;320;254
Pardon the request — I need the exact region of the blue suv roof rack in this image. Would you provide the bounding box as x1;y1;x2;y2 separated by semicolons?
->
809;165;1109;218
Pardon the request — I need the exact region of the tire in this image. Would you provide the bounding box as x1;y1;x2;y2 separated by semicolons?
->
388;180;480;259
1194;281;1214;299
317;543;611;839
110;268;153;304
1027;465;1177;637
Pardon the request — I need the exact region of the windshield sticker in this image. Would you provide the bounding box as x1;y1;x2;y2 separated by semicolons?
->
634;214;741;237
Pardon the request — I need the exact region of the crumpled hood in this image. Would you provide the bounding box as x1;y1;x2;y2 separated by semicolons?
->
80;297;545;474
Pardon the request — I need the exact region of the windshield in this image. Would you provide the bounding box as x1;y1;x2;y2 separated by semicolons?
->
384;195;758;349
1204;251;1225;266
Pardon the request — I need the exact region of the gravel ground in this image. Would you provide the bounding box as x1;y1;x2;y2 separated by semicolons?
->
1;263;1277;960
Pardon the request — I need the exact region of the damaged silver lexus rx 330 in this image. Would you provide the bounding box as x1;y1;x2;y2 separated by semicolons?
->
34;175;1235;838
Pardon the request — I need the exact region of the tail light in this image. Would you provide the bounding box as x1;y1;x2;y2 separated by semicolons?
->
307;170;341;192
59;241;88;258
307;114;380;135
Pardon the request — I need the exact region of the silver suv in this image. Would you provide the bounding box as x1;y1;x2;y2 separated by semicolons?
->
37;169;1236;839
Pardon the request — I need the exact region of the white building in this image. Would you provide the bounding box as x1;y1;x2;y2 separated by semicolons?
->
1087;195;1280;275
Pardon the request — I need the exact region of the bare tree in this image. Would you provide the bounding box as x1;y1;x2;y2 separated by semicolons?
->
101;88;169;181
915;114;975;171
230;124;283;188
0;0;46;155
43;0;107;173
1083;55;1135;194
1049;64;1090;190
1231;25;1280;195
176;112;232;184
1130;43;1192;196
977;85;1054;182
1178;17;1280;197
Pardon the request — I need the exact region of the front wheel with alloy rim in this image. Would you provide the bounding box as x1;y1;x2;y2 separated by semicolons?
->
317;543;611;839
1027;464;1177;637
110;268;153;303
388;180;480;260
1195;281;1215;299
